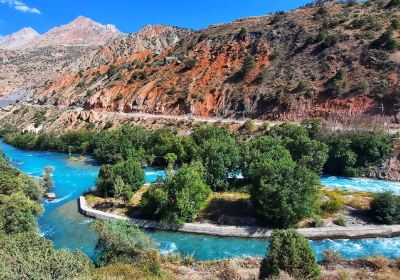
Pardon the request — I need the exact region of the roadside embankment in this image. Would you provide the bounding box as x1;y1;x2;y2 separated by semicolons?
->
78;196;400;240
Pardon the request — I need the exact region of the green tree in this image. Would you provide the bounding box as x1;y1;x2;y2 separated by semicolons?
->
141;162;211;226
324;138;357;175
370;192;400;225
113;176;133;203
94;130;138;164
147;128;186;166
112;159;145;192
191;126;241;191
0;192;43;234
42;167;53;191
259;230;320;280
96;159;145;198
252;166;319;228
269;124;328;174
243;136;319;228
96;164;116;197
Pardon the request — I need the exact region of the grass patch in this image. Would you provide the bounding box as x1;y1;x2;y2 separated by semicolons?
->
319;189;346;217
198;192;256;223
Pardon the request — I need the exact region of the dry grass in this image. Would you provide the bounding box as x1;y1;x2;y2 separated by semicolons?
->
89;263;176;280
197;192;257;224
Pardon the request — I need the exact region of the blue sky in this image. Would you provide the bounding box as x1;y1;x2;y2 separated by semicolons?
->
0;0;312;35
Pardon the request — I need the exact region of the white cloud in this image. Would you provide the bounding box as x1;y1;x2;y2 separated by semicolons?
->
0;0;41;14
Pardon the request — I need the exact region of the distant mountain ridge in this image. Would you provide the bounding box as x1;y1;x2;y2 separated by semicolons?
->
0;27;40;50
0;18;192;99
0;16;122;50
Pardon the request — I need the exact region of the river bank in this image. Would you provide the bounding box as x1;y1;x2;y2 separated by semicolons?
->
78;196;400;240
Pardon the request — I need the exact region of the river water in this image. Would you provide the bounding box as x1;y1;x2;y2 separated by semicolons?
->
1;140;400;261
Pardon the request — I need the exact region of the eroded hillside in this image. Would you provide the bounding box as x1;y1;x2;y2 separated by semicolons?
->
36;1;400;123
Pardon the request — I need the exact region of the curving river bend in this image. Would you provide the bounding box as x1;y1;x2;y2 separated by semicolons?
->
2;140;400;261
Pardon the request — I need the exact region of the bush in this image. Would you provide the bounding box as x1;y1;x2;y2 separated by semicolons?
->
91;220;158;266
371;29;398;51
370;192;400;225
259;230;320;280
238;55;256;78
334;216;346;227
184;58;197;71
320;191;345;215
140;162;211;226
0;233;93;279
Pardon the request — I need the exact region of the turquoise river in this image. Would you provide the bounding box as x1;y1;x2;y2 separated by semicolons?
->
1;140;400;261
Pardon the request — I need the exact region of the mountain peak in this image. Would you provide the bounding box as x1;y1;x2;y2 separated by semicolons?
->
30;16;122;48
0;27;40;50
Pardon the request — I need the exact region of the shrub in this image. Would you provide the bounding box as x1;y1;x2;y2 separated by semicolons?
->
361;256;390;270
386;0;400;8
320;191;345;215
391;18;400;30
107;65;118;78
322;34;339;48
140;162;212;226
237;27;248;40
238;55;256;78
334;216;346;227
0;233;93;279
323;250;343;266
371;29;398;51
259;230;320;280
184;58;197;70
370;192;400;224
91;220;158;266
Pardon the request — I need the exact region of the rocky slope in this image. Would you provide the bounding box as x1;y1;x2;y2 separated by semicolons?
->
0;18;191;98
71;25;193;70
35;1;400;124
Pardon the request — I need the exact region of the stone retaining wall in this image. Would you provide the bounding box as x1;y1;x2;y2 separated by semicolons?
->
78;196;400;240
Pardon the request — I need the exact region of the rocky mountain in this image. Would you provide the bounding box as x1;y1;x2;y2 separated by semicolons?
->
31;16;122;48
35;1;400;124
0;18;190;99
71;25;193;70
0;27;40;50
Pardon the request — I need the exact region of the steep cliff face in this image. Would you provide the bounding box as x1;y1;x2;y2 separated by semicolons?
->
37;1;400;123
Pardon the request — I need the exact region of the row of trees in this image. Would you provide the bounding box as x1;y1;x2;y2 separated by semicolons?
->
2;121;393;228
